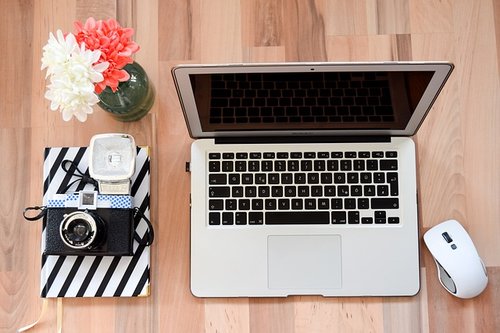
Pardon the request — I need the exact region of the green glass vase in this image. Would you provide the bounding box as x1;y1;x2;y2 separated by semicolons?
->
97;62;155;122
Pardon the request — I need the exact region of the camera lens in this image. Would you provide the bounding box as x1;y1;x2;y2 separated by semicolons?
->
67;219;91;243
60;211;105;250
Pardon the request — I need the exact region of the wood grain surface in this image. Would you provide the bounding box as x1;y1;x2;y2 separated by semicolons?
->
1;0;499;332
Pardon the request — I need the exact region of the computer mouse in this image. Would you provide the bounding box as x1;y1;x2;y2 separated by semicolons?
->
423;219;488;299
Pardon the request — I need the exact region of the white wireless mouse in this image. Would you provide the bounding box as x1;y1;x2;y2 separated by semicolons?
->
423;219;488;299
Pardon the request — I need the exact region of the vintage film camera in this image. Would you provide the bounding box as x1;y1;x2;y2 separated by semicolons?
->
43;134;139;256
44;191;135;256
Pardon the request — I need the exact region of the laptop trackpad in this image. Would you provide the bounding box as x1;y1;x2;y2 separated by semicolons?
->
268;235;342;290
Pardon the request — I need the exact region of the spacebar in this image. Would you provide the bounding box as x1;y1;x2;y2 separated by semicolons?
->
266;212;330;225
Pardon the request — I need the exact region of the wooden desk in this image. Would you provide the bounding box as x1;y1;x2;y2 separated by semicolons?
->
2;0;498;332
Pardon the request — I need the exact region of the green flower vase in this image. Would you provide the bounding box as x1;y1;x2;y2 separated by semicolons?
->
97;62;155;122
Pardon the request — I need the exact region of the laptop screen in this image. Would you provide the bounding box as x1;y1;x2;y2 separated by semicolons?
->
189;71;434;132
172;62;453;138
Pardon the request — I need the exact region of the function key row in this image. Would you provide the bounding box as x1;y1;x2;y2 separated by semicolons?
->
209;151;397;160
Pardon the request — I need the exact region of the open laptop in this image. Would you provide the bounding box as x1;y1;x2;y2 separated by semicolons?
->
172;62;453;297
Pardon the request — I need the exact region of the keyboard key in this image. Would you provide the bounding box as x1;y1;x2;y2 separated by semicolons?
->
245;187;257;197
314;160;326;171
358;198;369;209
362;217;373;224
372;151;384;158
209;187;230;197
340;160;352;171
239;199;250;210
288;160;300;171
222;212;234;225
304;152;316;158
371;198;399;209
327;160;339;171
258;186;270;197
301;160;313;171
380;159;398;170
318;152;329;158
388;217;400;224
209;212;221;225
345;198;356;209
367;160;378;170
324;186;336;196
338;186;349;196
277;152;289;159
232;187;244;197
353;160;365;170
222;153;234;159
249;212;264;225
225;199;237;210
331;152;343;158
248;161;260;171
332;212;347;224
222;161;233;172
235;161;246;172
334;173;346;184
265;199;277;210
331;199;343;209
274;160;286;171
235;212;247;225
263;152;275;159
385;151;398;158
236;153;248;159
209;199;224;210
281;173;293;184
228;174;240;184
209;174;227;185
209;161;220;172
209;153;221;159
242;174;253;184
348;211;360;224
250;152;261;159
252;199;264;210
294;173;306;184
359;152;370;158
262;160;273;171
345;152;357;158
373;172;385;183
305;199;316;209
377;185;389;196
291;199;303;210
387;172;399;196
255;174;267;184
266;212;329;224
307;173;320;184
318;199;329;209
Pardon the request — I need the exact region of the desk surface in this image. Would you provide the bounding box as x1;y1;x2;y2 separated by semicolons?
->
2;0;499;332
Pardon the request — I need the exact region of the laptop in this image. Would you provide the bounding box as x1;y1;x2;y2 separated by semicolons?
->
172;62;453;297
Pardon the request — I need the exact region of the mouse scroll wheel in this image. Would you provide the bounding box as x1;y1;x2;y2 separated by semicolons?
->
442;232;453;243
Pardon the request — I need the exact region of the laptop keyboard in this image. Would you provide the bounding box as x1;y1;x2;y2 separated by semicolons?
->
209;72;395;125
207;150;400;226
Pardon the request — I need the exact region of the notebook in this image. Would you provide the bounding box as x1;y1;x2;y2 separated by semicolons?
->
40;146;151;297
172;62;453;297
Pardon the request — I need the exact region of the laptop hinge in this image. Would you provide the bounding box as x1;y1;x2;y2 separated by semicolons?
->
214;136;391;144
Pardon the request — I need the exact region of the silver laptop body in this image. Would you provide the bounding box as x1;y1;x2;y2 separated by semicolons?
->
172;62;453;297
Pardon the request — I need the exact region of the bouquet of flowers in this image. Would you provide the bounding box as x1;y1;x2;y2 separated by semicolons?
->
41;18;140;121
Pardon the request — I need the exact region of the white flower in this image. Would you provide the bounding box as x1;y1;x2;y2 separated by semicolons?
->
41;30;109;122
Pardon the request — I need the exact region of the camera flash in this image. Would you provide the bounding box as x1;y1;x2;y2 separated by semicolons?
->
89;134;136;195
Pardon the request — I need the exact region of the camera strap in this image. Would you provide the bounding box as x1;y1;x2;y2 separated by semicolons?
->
23;206;47;221
133;207;155;246
60;159;98;193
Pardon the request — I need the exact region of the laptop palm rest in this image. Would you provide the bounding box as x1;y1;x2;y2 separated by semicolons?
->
267;235;342;290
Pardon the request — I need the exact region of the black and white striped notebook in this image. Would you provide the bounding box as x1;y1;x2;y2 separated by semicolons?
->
40;146;151;298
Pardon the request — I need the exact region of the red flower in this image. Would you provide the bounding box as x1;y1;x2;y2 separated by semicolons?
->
74;17;140;93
